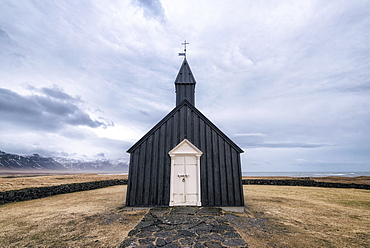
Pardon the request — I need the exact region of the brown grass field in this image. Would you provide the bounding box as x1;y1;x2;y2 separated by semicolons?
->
0;185;145;247
0;174;369;247
1;172;369;192
0;172;128;192
236;185;370;248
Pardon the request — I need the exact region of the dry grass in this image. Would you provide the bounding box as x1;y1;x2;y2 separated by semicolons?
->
1;175;370;247
0;185;146;247
0;173;128;192
312;176;370;185
233;185;370;248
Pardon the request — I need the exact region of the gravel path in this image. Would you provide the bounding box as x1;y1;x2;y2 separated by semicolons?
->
119;207;248;248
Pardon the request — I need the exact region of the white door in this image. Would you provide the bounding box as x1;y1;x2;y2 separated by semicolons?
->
172;155;198;205
169;139;202;206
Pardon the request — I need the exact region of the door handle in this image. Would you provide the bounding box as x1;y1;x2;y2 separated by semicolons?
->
177;174;189;177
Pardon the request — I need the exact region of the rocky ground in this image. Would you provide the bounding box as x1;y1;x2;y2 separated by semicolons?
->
120;207;248;248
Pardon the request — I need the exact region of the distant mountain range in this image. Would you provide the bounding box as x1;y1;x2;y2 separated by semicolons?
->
0;150;129;172
53;156;129;172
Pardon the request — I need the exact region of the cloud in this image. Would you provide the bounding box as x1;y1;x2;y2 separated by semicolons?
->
132;0;166;20
234;133;266;137
0;86;113;131
0;129;132;159
233;131;332;149
40;85;80;102
245;143;329;149
95;153;105;158
295;158;310;164
0;28;26;69
0;0;369;169
233;134;331;149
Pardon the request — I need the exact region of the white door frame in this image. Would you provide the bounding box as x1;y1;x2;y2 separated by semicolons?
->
169;139;202;206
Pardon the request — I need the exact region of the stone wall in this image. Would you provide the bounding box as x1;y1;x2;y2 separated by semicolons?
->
0;179;128;205
242;179;370;190
1;178;369;205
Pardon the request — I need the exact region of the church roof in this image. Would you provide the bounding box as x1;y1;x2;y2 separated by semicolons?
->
174;58;196;85
127;100;244;154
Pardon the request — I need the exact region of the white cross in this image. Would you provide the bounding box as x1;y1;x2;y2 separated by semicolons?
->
178;40;189;57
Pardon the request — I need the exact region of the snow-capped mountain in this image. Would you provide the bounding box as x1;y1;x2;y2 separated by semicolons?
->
53;156;129;172
0;151;64;170
0;150;129;172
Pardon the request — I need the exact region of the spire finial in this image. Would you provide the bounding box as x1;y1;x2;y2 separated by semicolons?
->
178;40;189;57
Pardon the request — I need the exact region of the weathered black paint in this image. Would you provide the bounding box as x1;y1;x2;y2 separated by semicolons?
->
126;58;244;207
126;100;244;207
175;58;196;105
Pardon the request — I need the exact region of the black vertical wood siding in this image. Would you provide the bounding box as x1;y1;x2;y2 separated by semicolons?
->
176;84;195;105
126;100;244;207
174;58;196;106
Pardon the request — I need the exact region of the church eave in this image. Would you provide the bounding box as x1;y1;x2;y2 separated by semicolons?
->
175;82;196;85
127;99;244;154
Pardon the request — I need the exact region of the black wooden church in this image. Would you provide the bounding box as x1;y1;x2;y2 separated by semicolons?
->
126;53;244;207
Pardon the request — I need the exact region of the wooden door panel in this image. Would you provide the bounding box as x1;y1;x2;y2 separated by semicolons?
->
172;155;199;206
173;156;185;203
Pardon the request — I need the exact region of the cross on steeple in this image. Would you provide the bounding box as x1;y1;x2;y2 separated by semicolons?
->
182;40;189;53
178;40;189;57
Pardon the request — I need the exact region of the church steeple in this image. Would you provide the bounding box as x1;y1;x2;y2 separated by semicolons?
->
174;57;196;106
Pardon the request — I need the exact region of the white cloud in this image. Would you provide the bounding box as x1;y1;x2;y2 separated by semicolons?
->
0;0;369;170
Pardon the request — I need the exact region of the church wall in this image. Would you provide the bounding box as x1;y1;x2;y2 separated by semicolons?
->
126;103;244;207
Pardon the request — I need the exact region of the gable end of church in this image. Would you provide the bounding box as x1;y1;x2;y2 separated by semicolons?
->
126;54;244;207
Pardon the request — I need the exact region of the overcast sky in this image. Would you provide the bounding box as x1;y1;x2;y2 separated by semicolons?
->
1;0;369;172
